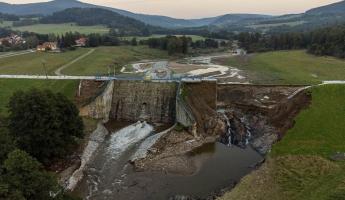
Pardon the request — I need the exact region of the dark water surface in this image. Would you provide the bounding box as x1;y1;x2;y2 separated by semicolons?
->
75;123;263;200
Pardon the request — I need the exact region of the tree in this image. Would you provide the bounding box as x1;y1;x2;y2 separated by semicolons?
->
8;89;84;165
25;35;39;49
131;37;138;46
0;129;15;164
1;150;61;200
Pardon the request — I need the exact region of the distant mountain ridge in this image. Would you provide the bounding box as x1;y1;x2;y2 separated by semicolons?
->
306;0;345;14
0;0;344;30
0;0;271;28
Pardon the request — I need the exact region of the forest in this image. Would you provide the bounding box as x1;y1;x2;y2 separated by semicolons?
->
237;25;345;58
39;8;156;36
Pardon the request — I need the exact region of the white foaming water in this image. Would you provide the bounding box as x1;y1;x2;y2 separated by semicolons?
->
106;121;154;160
84;122;154;200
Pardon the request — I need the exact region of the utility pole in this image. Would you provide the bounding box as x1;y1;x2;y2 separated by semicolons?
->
113;61;119;77
107;64;111;77
41;59;48;79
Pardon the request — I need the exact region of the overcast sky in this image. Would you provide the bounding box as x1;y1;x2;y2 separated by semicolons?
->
2;0;342;18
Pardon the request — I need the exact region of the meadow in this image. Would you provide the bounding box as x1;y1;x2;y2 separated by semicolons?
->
62;46;169;75
0;21;109;35
220;84;345;200
0;46;169;76
225;50;345;84
121;34;206;42
0;48;90;75
0;79;78;115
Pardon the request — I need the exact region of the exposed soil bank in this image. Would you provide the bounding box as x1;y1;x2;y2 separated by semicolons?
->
74;80;312;199
217;84;311;153
75;125;263;200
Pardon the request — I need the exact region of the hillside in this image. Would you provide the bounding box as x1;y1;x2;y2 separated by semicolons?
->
0;0;345;32
39;8;156;36
0;0;210;28
0;0;272;29
306;0;345;14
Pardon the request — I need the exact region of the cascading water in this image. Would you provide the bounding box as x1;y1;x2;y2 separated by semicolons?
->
77;121;154;199
218;110;253;148
222;113;233;147
106;121;153;160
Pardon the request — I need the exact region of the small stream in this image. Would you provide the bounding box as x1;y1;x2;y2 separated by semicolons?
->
75;122;263;200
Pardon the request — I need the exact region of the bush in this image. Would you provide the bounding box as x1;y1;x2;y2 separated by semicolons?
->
8;89;84;165
1;150;61;200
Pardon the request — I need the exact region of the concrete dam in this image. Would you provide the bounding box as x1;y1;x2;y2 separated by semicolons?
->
78;80;213;126
73;79;310;199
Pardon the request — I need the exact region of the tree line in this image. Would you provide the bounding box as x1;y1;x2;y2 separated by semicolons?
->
0;28;137;52
0;13;19;21
237;25;345;58
144;36;228;55
0;89;84;200
40;8;155;36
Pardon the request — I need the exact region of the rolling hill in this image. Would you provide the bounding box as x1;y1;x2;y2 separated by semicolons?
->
0;0;344;31
0;0;271;28
39;8;156;36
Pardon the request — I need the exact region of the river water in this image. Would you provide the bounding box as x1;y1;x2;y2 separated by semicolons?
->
75;122;263;200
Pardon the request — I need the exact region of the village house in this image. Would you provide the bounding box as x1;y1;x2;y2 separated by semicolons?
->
36;42;59;52
0;34;26;46
75;37;87;47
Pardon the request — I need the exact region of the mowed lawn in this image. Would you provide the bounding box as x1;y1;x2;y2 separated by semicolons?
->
0;79;78;115
226;50;345;84
0;48;90;75
63;46;169;75
220;84;345;200
13;23;110;35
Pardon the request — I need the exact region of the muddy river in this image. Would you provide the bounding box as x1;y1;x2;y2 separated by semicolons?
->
74;122;263;200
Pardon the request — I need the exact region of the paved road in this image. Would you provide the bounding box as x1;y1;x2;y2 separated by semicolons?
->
55;49;95;76
0;50;35;59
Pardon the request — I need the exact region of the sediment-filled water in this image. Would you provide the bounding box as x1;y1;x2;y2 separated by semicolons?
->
75;122;263;200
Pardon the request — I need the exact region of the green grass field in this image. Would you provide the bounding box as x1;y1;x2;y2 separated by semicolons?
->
0;79;78;115
0;46;169;76
226;50;345;84
0;21;12;28
13;23;109;35
220;84;345;200
248;21;305;29
121;34;206;42
63;46;169;75
1;21;109;35
0;48;90;75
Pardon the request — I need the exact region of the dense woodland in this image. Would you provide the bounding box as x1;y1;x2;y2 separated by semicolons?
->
40;8;155;36
237;25;345;58
0;13;19;22
145;36;224;55
0;89;84;199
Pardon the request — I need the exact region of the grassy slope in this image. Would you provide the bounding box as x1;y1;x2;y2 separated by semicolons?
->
121;34;205;42
13;23;109;35
226;50;345;84
63;46;169;76
0;21;12;28
0;48;89;75
219;85;345;200
0;79;78;115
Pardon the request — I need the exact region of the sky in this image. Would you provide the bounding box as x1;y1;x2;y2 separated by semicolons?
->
1;0;342;19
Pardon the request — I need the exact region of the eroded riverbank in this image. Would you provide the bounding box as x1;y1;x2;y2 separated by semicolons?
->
74;120;263;200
